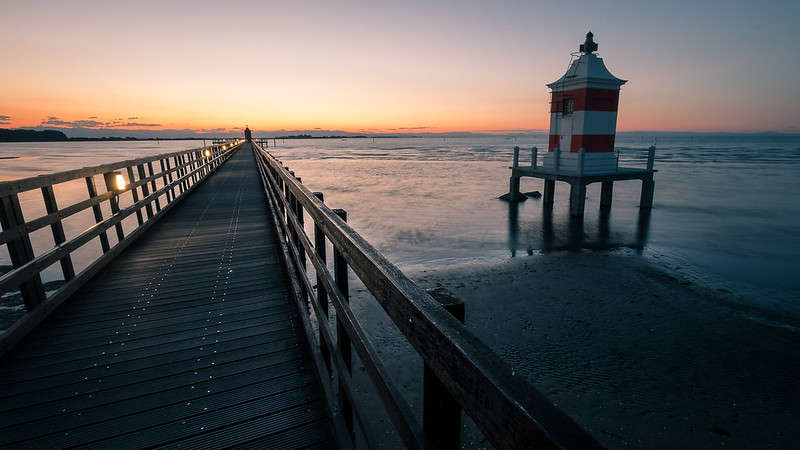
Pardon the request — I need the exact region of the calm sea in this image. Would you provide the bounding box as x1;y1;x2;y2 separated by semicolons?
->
2;134;798;321
2;134;799;447
265;134;800;314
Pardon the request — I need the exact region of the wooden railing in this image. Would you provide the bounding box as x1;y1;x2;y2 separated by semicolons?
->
0;141;243;356
253;143;603;449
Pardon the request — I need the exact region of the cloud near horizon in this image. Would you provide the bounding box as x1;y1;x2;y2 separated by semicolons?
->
0;114;10;125
39;115;161;129
387;126;436;131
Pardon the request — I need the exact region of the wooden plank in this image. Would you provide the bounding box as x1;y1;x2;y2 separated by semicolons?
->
1;368;319;445
0;145;336;448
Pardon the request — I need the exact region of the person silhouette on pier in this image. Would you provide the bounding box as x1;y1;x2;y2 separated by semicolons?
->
244;125;252;142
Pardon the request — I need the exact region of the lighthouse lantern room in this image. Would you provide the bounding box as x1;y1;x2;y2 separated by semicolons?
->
542;32;626;175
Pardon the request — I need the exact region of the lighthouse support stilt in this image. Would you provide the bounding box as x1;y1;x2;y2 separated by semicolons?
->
508;175;522;202
600;182;614;210
640;178;655;210
543;180;555;204
569;183;587;217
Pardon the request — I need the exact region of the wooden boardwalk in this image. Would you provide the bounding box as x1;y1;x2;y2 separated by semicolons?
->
0;144;338;449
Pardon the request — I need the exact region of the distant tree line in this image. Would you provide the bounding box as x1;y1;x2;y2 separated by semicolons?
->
0;129;212;142
274;134;367;139
0;128;68;142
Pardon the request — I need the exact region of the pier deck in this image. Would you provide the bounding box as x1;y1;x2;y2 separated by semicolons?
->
0;145;337;448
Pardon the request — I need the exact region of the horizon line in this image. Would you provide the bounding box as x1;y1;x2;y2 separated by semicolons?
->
3;126;799;139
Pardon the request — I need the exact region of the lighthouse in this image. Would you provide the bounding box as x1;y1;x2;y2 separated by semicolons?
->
506;32;655;217
542;31;626;174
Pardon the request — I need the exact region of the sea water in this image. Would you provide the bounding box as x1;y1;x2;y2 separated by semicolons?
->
5;135;798;308
260;134;800;314
2;134;799;447
261;134;800;448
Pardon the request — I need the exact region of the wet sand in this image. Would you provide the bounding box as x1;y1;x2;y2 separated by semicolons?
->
404;250;800;449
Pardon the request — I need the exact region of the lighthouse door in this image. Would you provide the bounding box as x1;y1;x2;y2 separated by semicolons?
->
560;134;571;153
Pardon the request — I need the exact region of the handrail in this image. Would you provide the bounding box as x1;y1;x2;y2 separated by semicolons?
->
252;143;603;449
0;141;243;357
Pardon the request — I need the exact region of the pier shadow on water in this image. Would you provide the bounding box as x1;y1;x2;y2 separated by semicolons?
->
507;201;652;256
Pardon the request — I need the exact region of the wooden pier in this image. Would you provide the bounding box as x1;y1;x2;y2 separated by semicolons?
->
0;144;339;448
2;141;602;449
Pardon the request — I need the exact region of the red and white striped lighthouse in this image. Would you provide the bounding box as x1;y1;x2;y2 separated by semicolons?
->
543;32;626;174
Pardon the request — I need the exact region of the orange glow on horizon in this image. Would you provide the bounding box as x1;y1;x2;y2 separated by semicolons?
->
2;1;797;136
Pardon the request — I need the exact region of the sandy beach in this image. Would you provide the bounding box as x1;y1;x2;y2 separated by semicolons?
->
402;250;800;449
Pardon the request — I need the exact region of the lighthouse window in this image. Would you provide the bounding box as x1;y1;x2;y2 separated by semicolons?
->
562;98;574;116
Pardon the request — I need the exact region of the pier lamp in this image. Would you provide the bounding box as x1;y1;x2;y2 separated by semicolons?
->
104;171;127;193
103;171;127;217
114;172;126;192
204;149;211;158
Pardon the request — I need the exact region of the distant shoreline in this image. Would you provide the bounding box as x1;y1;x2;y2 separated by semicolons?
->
3;127;798;143
0;128;207;143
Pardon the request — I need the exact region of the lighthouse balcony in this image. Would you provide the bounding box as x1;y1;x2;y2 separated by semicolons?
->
541;149;618;175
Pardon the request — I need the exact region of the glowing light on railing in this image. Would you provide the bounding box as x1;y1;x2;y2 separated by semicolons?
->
103;171;128;192
115;173;126;191
204;149;211;157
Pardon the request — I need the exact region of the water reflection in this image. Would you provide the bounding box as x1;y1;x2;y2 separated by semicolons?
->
508;202;652;254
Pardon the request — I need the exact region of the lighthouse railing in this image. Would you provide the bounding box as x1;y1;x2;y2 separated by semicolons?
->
515;145;656;174
253;143;602;449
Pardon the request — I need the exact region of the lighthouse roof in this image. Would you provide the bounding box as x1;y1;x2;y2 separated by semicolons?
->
547;33;626;91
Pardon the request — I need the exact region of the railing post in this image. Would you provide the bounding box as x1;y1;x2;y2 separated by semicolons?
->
103;172;125;243
147;162;161;212
0;193;47;310
137;164;154;219
86;175;110;253
423;287;465;450
295;177;306;273
512;146;520;168
164;158;175;201
41;185;75;281
127;166;144;225
313;192;331;372
176;155;187;193
293;176;307;303
647;145;656;171
531;146;538;168
333;208;354;439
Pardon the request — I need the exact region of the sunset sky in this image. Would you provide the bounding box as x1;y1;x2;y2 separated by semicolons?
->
1;0;798;136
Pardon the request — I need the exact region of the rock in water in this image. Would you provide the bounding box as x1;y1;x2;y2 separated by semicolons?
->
499;192;527;202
